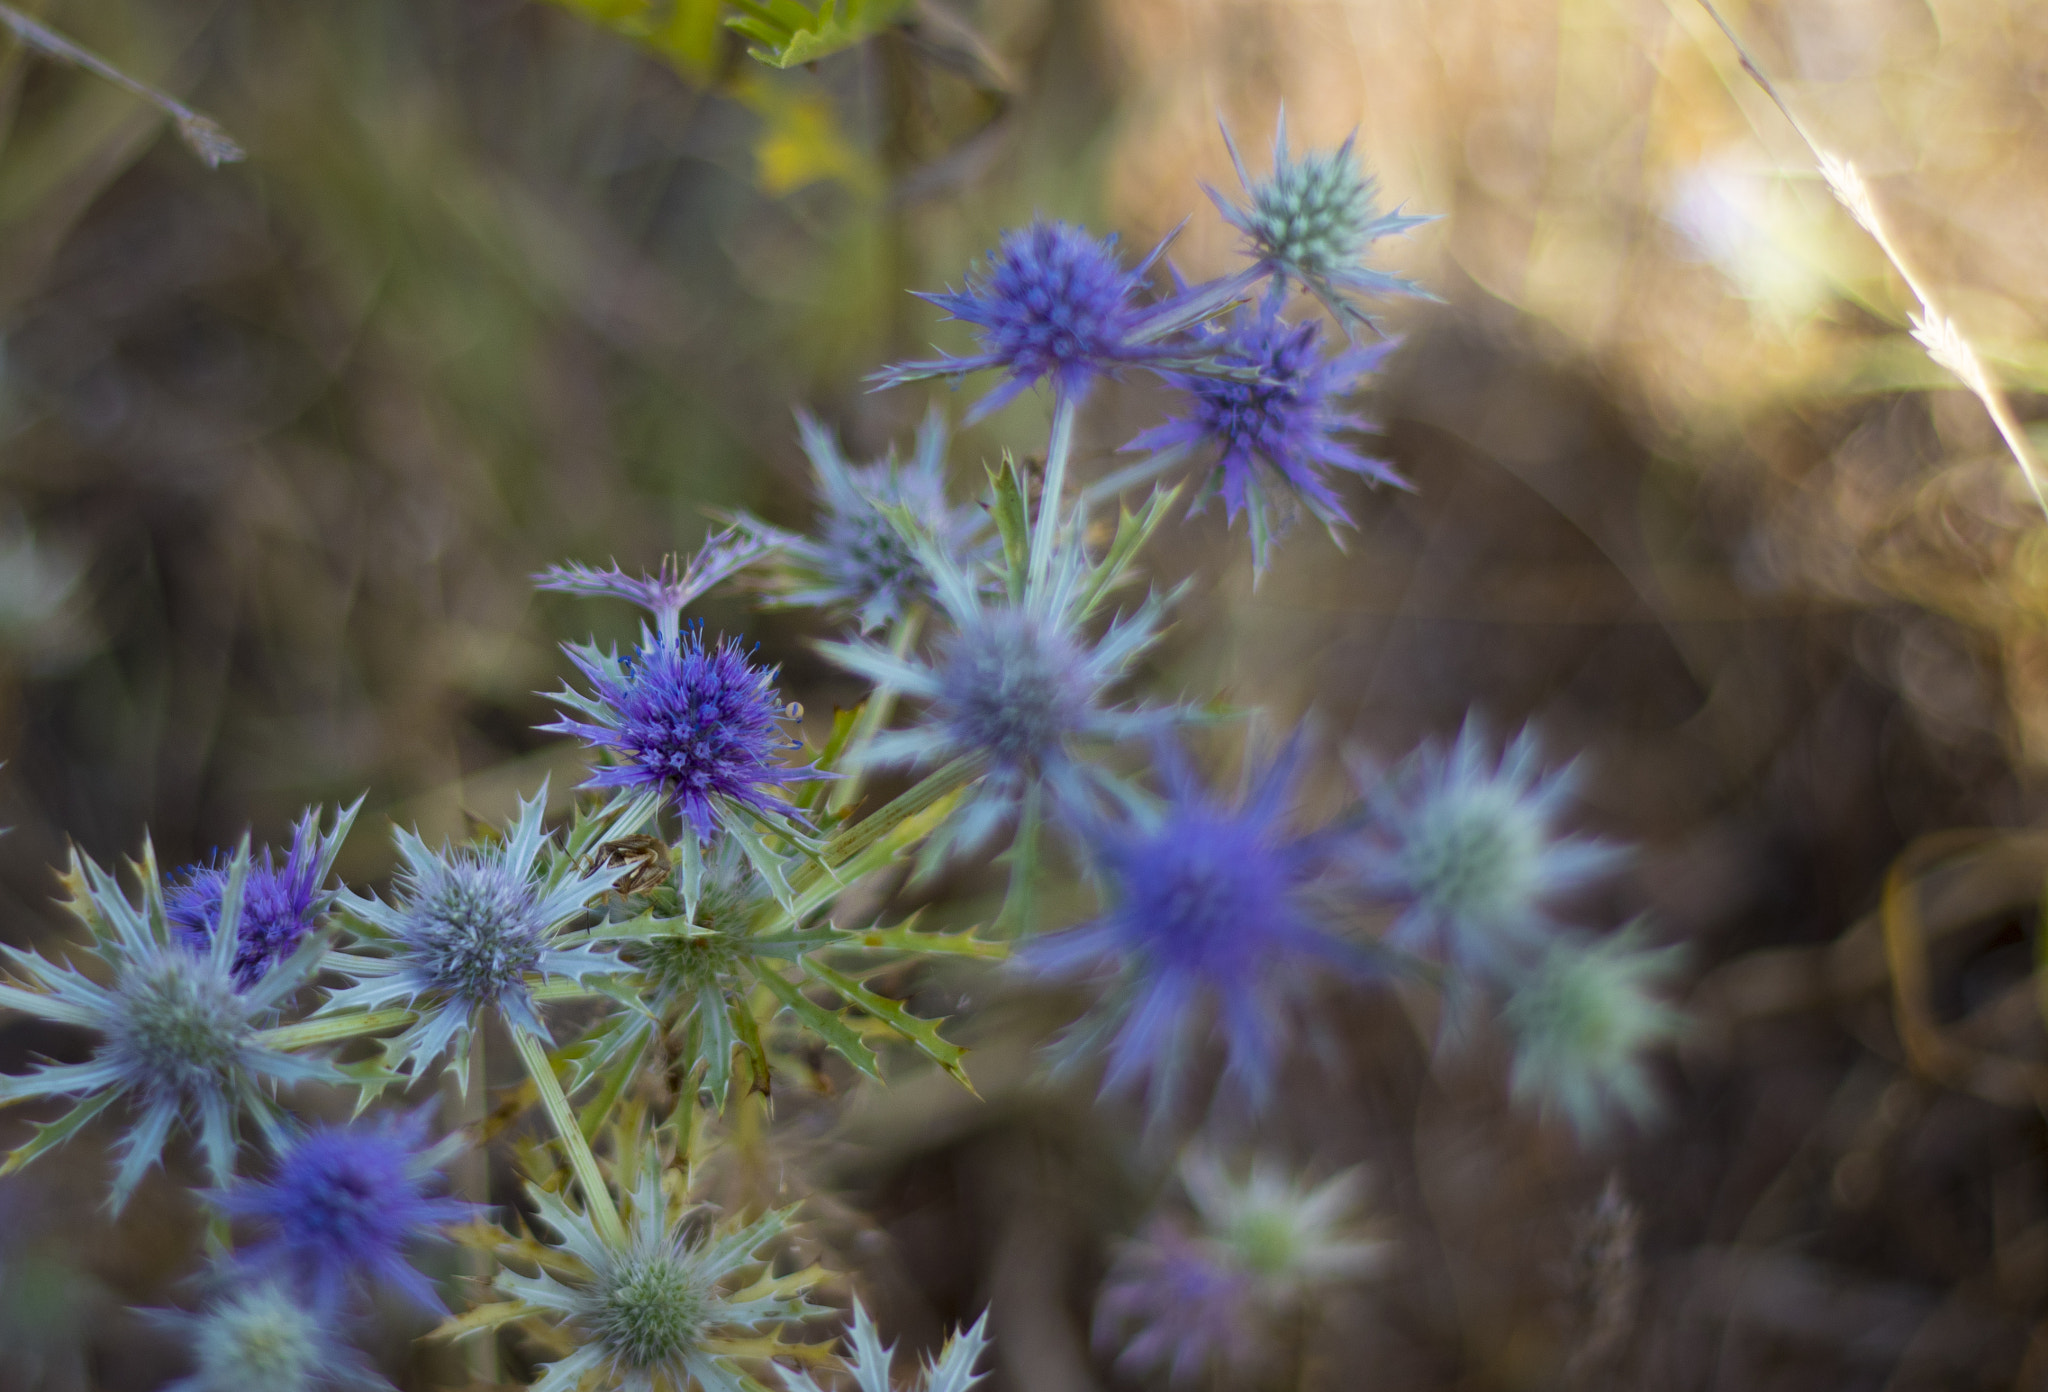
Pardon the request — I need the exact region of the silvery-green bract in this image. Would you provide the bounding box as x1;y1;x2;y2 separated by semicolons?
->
1210;111;1433;331
1503;925;1684;1136
489;1156;828;1392
0;843;337;1211
538;526;782;641
1355;720;1624;988
738;408;987;633
323;786;627;1081
822;525;1178;858
779;1299;990;1392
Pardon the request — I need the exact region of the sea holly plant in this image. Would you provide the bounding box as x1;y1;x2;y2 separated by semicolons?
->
0;118;1683;1389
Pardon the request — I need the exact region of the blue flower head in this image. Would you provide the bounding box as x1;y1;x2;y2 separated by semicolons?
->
537;526;779;642
168;800;362;989
1127;300;1405;573
822;528;1176;858
1024;735;1375;1113
1354;720;1626;988
740;408;988;633
324;786;626;1080
1503;925;1684;1137
225;1108;469;1312
1211;112;1434;330
157;1278;386;1392
0;843;337;1212
544;625;822;843
491;1150;828;1392
875;219;1258;421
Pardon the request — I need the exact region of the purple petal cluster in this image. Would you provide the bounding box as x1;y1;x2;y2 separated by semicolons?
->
1026;738;1373;1109
226;1110;467;1311
1129;300;1404;546
546;625;821;840
878;219;1246;421
168;813;331;988
1094;1226;1259;1384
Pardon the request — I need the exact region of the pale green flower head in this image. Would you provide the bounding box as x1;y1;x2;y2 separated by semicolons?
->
161;1279;386;1392
1210;109;1434;330
490;1150;829;1392
1180;1153;1389;1296
1503;925;1686;1137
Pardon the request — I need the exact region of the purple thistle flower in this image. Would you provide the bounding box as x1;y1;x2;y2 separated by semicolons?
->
1025;735;1379;1112
167;802;360;989
225;1109;468;1312
1095;1226;1260;1384
544;624;823;842
536;526;779;640
1127;299;1405;572
874;219;1261;422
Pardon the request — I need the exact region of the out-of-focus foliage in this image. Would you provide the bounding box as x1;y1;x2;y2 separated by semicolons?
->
544;0;912;76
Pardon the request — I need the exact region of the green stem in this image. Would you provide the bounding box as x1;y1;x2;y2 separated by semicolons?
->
513;1027;626;1248
1077;439;1191;508
827;606;926;815
1028;391;1078;592
787;755;984;914
460;1036;499;1384
992;781;1042;938
257;1007;415;1050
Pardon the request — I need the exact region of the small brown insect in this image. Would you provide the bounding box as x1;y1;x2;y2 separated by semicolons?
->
583;834;672;896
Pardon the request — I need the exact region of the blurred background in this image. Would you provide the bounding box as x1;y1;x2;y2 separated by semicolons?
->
1;0;2047;1387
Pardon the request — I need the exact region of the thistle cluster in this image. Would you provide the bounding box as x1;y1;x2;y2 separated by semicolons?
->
0;111;1681;1392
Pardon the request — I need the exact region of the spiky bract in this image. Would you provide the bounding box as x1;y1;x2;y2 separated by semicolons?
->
161;1279;385;1392
1503;926;1684;1136
537;527;779;640
1355;721;1624;988
493;1159;827;1392
168;800;361;988
1127;301;1403;572
779;1300;991;1392
821;529;1175;857
742;409;987;632
1211;114;1433;328
545;625;820;843
1095;1155;1386;1384
0;844;336;1211
324;787;625;1079
875;219;1255;421
1025;737;1372;1111
226;1108;469;1311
